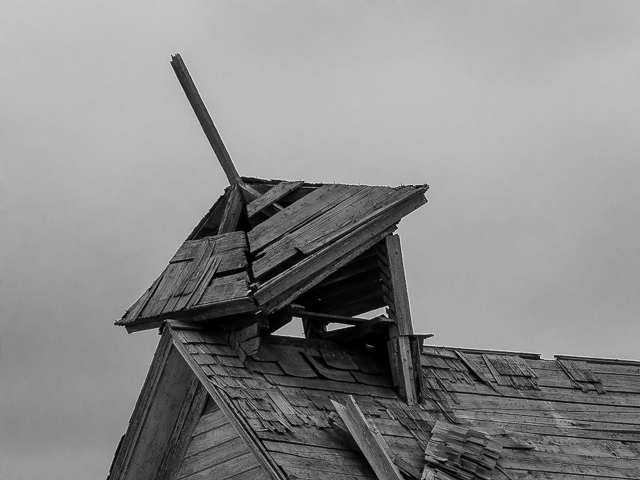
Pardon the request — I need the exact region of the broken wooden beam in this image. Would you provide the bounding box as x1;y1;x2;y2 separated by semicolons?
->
319;316;394;345
170;54;243;187
290;305;380;326
246;181;304;218
331;395;404;480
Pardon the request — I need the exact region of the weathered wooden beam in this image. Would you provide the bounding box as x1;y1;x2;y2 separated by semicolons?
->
290;305;377;326
170;54;243;187
217;185;244;234
320;316;393;344
384;234;413;336
246;181;304;218
331;396;404;480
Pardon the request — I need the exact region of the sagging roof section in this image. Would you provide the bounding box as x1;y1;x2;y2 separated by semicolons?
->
116;178;428;334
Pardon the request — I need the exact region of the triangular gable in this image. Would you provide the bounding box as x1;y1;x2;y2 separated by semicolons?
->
108;327;282;480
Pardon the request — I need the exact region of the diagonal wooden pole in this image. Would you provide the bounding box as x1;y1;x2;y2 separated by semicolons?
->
170;53;243;187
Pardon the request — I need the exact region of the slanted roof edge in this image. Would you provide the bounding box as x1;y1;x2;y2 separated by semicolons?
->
167;326;287;480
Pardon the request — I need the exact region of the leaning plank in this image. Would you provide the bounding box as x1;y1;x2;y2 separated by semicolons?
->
170;54;242;187
247;181;305;218
331;396;404;480
384;234;413;336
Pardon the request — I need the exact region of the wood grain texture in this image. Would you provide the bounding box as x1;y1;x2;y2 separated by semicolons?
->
170;54;242;187
384;234;413;336
331;395;404;480
247;181;305;218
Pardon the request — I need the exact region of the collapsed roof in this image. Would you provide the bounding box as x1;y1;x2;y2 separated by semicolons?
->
116;178;428;334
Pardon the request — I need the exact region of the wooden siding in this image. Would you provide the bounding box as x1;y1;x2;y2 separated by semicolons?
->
175;400;270;480
109;332;202;480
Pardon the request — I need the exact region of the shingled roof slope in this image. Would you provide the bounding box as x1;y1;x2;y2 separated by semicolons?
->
168;323;640;480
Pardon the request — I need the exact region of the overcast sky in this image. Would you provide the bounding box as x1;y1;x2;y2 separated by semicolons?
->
1;1;639;479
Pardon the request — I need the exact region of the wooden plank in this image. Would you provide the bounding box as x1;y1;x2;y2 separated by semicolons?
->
384;234;413;336
263;440;369;460
456;417;640;443
172;232;247;263
164;238;217;313
247;181;305;218
556;354;640;367
288;186;392;254
227;466;271;480
252;240;299;279
331;396;404;480
183;255;221;309
298;186;424;255
140;262;188;318
499;449;640;479
108;331;173;479
270;451;376;478
178;436;249;478
218;184;244;234
249;184;359;253
115;340;197;480
170;54;242;187
157;381;208;480
177;451;260;480
184;422;239;458
192;408;230;436
292;308;376;327
197;272;249;305
276;466;376;480
120;273;163;323
256;425;361;452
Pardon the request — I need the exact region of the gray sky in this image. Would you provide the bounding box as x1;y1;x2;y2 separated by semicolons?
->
1;1;639;478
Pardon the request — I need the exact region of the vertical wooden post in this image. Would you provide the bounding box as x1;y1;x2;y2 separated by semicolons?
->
385;234;413;337
384;234;421;405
